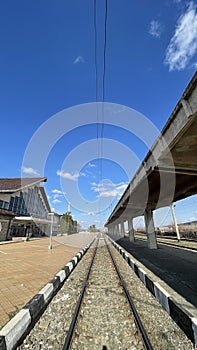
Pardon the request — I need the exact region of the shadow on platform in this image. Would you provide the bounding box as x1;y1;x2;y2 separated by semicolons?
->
116;237;197;308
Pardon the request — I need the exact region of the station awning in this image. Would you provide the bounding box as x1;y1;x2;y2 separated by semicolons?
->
13;216;50;224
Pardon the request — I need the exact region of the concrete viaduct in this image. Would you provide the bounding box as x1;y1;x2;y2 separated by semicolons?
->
105;72;197;248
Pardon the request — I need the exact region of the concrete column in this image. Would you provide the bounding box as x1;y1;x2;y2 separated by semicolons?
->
111;224;115;237
116;223;120;237
113;224;117;236
108;225;112;236
128;218;134;242
144;208;157;249
118;223;120;237
114;224;117;236
120;221;125;237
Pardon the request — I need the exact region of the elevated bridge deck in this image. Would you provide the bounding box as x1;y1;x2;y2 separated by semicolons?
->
106;72;197;248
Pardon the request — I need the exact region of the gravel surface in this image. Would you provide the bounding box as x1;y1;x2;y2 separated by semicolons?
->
17;235;194;350
108;241;194;350
70;238;145;350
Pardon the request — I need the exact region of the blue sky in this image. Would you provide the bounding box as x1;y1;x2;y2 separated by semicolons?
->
0;0;197;229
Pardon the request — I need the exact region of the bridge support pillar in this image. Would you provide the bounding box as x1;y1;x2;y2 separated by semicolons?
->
120;222;125;237
108;225;113;236
128;218;134;242
144;208;157;249
115;223;119;237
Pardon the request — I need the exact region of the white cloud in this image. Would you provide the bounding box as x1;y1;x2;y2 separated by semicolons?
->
57;170;80;181
91;181;128;199
113;106;127;114
51;189;66;203
80;172;87;177
88;162;96;168
53;194;60;200
73;55;85;64
82;211;97;217
83;170;93;177
53;199;61;204
22;167;39;176
52;189;63;194
149;20;162;38
164;2;197;71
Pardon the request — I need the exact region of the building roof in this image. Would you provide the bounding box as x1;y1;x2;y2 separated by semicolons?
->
39;186;51;212
0;178;47;192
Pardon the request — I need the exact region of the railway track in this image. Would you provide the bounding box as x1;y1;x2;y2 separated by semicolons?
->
63;234;152;350
18;233;194;350
134;234;197;251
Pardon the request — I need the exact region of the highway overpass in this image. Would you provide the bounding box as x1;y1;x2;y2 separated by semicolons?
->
105;71;197;248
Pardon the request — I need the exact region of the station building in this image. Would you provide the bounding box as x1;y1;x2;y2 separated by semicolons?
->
0;177;58;241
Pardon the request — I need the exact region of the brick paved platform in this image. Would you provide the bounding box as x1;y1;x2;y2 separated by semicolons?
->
0;233;95;328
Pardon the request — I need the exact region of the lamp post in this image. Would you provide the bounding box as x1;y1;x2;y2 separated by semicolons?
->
48;212;54;250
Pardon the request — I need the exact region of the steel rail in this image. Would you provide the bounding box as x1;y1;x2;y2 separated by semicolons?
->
63;235;153;350
105;237;153;350
62;239;99;350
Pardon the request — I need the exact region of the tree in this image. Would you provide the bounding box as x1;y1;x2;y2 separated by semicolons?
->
73;220;78;233
89;224;96;232
60;213;78;234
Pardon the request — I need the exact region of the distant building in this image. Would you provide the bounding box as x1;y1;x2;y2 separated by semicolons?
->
0;177;55;241
51;212;62;235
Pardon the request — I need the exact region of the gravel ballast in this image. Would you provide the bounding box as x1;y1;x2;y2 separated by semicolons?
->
17;236;194;349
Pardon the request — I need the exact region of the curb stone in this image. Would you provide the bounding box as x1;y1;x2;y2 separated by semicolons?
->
0;239;95;350
108;236;197;347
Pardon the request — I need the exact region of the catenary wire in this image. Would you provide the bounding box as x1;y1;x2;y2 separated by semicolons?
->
100;0;108;182
94;0;108;215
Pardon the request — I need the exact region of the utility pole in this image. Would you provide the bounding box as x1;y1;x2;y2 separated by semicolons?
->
67;202;71;215
48;212;54;249
170;203;180;242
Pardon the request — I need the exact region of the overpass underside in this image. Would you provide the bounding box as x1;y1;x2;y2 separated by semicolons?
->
106;72;197;249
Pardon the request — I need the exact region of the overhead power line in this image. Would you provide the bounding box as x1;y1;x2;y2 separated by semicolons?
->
94;0;99;138
93;0;108;214
100;0;108;181
102;0;108;105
